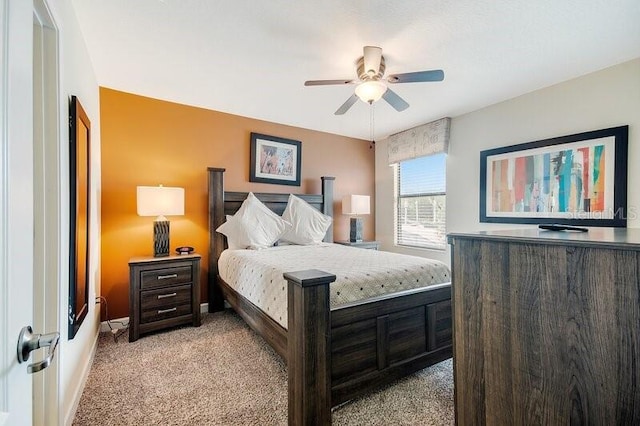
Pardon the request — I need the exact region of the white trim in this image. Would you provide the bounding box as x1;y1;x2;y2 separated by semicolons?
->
62;330;99;426
31;1;61;424
0;0;9;418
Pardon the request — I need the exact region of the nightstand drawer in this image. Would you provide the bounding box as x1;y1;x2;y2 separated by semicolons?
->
140;265;192;289
140;285;192;324
140;302;192;324
141;284;192;311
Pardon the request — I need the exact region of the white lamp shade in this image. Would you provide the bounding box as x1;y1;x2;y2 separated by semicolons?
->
354;81;387;103
137;186;184;217
342;194;370;215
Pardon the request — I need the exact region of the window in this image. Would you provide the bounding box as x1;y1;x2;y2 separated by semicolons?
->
396;153;446;250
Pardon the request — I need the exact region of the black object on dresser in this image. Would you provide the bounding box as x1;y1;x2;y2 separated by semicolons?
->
334;240;380;250
129;254;201;342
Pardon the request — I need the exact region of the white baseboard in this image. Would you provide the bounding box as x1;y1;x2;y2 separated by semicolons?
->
99;303;210;332
64;325;100;426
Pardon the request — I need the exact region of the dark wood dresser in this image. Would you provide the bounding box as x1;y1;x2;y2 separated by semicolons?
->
448;228;640;425
129;254;201;342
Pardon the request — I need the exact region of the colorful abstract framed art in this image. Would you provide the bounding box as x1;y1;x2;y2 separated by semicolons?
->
249;132;301;186
480;126;628;227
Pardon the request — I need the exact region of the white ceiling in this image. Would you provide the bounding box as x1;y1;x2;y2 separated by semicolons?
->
71;0;640;141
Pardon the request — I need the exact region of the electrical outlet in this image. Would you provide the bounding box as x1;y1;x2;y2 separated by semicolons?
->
95;296;101;304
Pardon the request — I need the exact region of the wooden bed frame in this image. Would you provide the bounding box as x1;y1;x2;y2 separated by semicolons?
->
207;167;452;425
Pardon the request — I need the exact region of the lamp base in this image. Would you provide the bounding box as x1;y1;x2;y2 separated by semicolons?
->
349;217;363;243
153;220;170;257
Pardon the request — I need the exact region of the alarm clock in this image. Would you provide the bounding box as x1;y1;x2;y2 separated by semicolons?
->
175;246;194;255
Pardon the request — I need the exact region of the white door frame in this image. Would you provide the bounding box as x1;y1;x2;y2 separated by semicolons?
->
32;0;60;423
0;0;61;424
0;1;10;424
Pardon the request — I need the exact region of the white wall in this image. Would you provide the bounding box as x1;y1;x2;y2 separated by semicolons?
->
376;58;640;265
46;1;101;424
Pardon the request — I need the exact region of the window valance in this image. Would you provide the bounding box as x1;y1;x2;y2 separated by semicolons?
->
387;117;451;165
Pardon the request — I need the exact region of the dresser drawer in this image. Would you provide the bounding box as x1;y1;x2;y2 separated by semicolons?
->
141;284;192;311
140;265;192;289
140;283;193;324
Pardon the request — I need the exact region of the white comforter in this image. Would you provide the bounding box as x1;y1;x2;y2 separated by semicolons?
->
218;243;451;329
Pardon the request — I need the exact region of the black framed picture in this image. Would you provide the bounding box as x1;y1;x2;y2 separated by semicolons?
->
69;95;91;339
479;125;628;227
249;132;301;186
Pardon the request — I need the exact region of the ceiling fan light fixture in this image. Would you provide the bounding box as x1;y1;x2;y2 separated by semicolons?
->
306;46;441;114
355;80;387;104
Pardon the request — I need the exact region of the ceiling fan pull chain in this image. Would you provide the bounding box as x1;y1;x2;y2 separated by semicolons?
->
370;103;376;148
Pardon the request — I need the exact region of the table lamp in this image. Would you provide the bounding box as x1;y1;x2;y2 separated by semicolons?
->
137;185;184;257
342;194;370;242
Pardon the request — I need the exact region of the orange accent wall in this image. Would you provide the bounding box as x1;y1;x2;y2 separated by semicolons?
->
100;87;375;319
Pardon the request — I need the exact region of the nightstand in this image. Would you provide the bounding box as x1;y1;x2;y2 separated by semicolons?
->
129;254;201;342
334;240;380;250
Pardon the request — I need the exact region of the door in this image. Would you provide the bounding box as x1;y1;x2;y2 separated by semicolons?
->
1;1;60;424
0;0;36;423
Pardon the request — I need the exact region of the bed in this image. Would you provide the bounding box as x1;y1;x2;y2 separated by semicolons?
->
207;167;452;425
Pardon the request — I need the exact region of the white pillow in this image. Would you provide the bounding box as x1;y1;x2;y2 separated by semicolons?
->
280;194;332;245
215;215;242;250
216;193;290;249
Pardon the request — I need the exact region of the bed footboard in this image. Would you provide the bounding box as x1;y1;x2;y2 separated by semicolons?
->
284;271;452;425
285;270;337;426
330;283;452;405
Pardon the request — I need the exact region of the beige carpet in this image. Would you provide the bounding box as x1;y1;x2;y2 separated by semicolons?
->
73;310;454;425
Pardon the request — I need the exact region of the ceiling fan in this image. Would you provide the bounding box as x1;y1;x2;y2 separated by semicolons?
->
304;46;444;115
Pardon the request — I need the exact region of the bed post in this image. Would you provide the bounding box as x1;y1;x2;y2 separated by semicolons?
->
208;167;226;312
321;176;334;243
285;269;337;426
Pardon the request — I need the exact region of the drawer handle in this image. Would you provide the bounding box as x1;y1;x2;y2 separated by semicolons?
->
157;292;177;299
157;307;177;314
157;274;178;280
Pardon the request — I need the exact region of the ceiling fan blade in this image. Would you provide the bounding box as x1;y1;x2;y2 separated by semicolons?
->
334;94;359;115
305;79;355;86
363;46;382;76
387;69;444;83
382;88;409;112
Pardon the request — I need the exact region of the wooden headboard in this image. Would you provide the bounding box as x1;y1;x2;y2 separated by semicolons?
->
207;167;335;311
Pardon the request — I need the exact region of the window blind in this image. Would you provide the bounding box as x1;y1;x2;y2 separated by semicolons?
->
396;153;447;250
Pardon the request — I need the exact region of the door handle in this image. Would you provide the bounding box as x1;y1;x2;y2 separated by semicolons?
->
17;326;60;374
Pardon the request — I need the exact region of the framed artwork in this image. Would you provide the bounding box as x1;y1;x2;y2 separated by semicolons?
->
250;132;301;186
480;125;628;227
69;96;91;339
